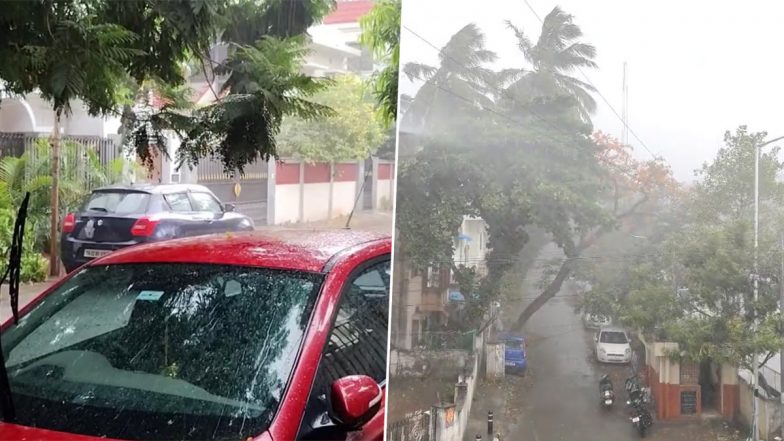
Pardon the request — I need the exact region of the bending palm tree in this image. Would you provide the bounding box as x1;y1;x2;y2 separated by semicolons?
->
402;24;497;132
504;6;597;122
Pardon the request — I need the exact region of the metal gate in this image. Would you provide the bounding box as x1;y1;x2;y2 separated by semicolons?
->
387;410;431;441
362;157;374;209
197;157;268;225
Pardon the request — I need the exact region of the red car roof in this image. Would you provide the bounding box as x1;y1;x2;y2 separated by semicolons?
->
92;229;389;273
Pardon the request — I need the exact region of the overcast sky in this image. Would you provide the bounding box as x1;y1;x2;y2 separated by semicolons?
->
399;0;784;182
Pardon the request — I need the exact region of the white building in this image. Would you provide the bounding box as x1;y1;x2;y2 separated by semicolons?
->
391;215;491;350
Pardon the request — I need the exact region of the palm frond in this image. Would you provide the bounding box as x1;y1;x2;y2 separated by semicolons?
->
403;62;437;81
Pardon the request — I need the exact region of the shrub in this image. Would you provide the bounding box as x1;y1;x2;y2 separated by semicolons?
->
0;209;48;283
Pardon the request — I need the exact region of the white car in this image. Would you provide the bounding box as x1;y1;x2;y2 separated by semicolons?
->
583;312;612;329
594;326;632;364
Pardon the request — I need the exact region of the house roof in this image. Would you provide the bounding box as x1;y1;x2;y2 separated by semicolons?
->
323;0;374;24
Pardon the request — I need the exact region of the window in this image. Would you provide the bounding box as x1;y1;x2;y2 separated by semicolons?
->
1;263;323;440
426;266;439;288
83;191;149;215
599;331;628;344
189;192;223;213
163;193;192;212
297;259;390;439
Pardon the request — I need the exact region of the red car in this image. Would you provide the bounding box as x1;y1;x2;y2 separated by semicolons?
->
0;230;390;441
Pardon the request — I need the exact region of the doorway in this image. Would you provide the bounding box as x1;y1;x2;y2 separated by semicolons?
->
699;359;720;412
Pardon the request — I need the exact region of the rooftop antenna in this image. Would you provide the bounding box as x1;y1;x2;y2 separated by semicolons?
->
622;61;629;146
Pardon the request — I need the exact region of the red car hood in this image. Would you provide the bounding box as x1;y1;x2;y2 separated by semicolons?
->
0;423;275;441
0;422;122;440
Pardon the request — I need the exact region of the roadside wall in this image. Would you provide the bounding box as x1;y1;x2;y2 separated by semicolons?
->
273;159;360;224
376;160;394;209
739;375;780;440
431;353;479;441
272;158;394;224
390;349;470;379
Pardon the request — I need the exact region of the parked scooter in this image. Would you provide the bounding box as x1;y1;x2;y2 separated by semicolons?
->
599;374;615;408
627;399;653;437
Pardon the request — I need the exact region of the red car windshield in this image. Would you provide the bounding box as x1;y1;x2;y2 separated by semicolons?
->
0;263;323;440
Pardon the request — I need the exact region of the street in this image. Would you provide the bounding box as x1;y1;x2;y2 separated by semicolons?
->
464;244;744;441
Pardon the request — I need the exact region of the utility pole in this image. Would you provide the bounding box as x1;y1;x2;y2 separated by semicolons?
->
621;62;629;146
780;234;784;441
751;135;784;441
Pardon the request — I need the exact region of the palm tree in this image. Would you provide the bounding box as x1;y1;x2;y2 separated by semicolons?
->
503;7;598;122
402;24;497;132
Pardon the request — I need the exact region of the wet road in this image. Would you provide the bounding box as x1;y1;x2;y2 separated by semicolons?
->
464;243;742;441
510;283;636;441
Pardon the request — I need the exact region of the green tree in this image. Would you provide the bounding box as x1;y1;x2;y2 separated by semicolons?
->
126;1;335;173
593;126;784;371
1;0;334;275
503;6;598;122
402;24;497;133
277;75;385;162
359;0;401;129
0;139;137;252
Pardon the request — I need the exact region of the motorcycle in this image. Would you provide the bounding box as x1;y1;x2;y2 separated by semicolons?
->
627;399;653;437
599;374;615;408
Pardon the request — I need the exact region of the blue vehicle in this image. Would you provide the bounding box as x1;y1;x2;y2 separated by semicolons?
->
498;332;527;375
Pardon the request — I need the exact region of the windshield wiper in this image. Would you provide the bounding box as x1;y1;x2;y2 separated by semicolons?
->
0;191;30;422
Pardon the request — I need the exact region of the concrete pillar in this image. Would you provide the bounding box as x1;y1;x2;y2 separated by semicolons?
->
328;162;334;219
371;156;379;211
485;342;505;380
266;160;276;225
454;378;468;407
356;159;364;205
432;403;458;441
298;161;305;222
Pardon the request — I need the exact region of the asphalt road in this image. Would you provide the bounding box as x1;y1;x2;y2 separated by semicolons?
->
464;243;742;441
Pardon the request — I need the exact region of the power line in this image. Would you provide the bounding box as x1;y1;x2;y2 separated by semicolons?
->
520;0;660;161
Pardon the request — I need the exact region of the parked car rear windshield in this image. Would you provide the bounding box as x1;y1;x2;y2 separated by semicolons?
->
83;191;150;215
1;263;323;440
600;331;628;344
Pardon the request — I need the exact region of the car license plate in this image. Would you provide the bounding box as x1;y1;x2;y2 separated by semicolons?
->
605;399;612;405
505;362;515;366
83;249;111;258
631;417;640;423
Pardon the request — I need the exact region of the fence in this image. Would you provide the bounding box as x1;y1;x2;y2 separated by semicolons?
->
388;409;431;441
0;132;121;163
388;331;484;441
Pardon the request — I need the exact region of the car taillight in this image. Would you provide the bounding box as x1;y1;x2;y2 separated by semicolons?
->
62;213;76;233
130;217;160;237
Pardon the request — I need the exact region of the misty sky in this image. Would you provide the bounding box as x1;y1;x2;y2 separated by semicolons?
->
399;0;784;182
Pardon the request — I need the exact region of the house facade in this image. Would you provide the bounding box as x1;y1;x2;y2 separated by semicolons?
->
638;334;740;422
391;216;490;351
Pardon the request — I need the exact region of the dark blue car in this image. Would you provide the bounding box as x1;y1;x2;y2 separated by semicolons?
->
60;184;255;272
498;332;527;375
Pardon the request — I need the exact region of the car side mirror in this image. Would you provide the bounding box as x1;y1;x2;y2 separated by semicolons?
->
329;375;382;429
223;203;235;212
594;334;599;342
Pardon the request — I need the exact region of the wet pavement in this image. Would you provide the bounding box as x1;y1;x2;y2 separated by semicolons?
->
464;243;744;441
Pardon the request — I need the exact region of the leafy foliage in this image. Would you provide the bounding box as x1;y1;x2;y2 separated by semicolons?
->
0;139;135;252
396;8;684;327
0;208;48;283
359;0;401;128
586;126;784;369
277;75;385;162
124;0;336;173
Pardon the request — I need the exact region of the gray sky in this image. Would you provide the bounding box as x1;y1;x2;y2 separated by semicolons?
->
399;0;784;182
